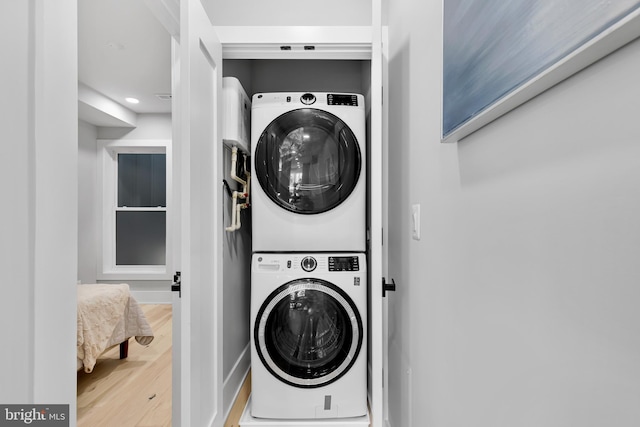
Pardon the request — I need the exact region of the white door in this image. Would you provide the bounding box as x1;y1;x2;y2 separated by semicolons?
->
174;0;224;425
170;35;183;427
379;25;392;427
370;0;389;424
142;2;186;424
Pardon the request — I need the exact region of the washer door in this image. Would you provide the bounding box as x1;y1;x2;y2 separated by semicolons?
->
254;278;363;388
254;108;361;214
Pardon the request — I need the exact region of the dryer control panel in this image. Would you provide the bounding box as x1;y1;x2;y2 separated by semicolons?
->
328;256;360;272
327;94;359;106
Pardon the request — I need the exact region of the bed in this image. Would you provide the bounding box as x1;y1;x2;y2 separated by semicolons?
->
77;283;154;373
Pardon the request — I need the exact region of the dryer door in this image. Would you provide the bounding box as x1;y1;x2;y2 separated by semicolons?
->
254;278;363;388
254;108;361;214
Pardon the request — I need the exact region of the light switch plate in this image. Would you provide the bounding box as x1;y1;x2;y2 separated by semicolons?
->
411;204;421;240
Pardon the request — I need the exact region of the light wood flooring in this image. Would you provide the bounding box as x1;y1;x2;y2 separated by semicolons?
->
77;304;173;427
224;372;251;427
77;304;251;427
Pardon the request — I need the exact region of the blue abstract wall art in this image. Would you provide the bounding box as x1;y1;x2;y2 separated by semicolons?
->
442;0;640;139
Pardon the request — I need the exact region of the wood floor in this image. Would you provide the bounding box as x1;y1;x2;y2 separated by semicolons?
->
224;372;251;427
77;304;251;427
77;304;173;427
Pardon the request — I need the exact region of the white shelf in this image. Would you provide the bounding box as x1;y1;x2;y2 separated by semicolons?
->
215;26;373;59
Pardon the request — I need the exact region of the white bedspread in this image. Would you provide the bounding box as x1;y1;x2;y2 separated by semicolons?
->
77;284;154;373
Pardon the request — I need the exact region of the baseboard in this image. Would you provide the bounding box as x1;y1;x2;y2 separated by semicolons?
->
224;343;251;420
130;290;172;304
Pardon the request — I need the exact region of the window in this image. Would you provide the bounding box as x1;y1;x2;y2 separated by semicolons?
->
98;140;172;280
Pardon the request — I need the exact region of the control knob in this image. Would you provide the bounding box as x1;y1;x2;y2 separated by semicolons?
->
300;93;316;105
301;256;317;272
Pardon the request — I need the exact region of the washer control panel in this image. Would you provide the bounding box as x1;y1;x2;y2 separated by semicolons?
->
255;254;363;273
328;256;360;272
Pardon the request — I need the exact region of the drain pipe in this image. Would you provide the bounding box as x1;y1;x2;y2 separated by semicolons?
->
229;145;246;187
225;146;250;232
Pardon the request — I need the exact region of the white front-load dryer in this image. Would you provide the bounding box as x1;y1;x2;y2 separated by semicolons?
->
251;92;366;252
250;252;367;419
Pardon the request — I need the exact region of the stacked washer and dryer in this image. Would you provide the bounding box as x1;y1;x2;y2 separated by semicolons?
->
250;92;368;421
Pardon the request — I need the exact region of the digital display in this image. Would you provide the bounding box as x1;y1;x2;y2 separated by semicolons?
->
327;94;358;106
328;256;359;271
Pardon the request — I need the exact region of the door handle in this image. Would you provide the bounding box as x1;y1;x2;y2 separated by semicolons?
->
172;271;181;298
382;277;396;297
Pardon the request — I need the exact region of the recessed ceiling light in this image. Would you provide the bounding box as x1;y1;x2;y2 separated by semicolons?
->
125;97;140;104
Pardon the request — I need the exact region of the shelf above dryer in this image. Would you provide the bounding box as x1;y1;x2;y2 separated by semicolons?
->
214;26;373;59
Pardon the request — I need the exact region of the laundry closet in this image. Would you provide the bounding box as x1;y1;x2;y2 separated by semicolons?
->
213;25;387;426
168;2;387;422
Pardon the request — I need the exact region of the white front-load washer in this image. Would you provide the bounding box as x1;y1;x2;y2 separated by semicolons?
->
251;92;366;252
250;252;367;419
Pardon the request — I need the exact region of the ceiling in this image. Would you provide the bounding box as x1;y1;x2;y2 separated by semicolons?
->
78;0;172;123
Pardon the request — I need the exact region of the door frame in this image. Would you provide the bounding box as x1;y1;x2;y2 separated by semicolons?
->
130;3;388;426
215;24;386;427
26;0;78;422
369;0;386;423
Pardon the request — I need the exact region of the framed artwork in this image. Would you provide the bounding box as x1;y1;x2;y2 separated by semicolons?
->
442;0;640;142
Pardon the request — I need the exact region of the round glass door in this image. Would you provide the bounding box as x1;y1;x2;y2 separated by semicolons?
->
254;108;361;214
254;278;363;388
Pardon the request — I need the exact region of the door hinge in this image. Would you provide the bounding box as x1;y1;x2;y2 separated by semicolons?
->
172;271;181;298
382;277;396;297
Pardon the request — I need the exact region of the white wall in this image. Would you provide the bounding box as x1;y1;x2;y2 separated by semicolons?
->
222;145;252;410
387;2;640;427
78;113;173;302
204;0;371;26
78;120;98;283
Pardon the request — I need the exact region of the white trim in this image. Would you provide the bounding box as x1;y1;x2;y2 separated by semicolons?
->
215;26;372;44
32;0;78;416
215;26;373;60
170;34;182;427
370;2;385;426
78;82;137;127
96;139;173;280
441;6;640;143
223;344;251;421
381;24;391;427
221;44;372;60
